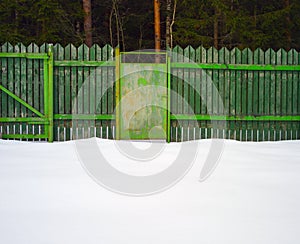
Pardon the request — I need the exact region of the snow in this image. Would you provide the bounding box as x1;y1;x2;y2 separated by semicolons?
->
0;138;300;244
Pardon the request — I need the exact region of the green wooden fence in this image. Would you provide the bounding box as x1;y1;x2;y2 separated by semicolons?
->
0;42;299;141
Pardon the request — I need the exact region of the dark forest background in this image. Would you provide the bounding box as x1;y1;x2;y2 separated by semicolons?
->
0;0;299;51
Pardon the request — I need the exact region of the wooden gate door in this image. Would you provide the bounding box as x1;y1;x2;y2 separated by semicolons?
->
117;52;169;140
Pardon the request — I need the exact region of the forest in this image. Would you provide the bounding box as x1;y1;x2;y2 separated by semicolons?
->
0;0;299;51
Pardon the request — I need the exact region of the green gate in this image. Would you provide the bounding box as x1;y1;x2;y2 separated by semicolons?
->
116;52;170;141
0;45;54;141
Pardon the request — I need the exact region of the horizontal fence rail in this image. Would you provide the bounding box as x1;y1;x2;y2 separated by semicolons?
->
0;43;299;142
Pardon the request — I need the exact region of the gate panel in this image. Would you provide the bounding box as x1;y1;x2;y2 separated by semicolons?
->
0;45;54;141
119;53;168;140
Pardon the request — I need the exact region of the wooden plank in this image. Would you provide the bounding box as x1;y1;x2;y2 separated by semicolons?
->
77;44;84;115
39;43;47;115
89;44;97;116
241;49;248;116
195;47;201;115
63;44;72;140
64;44;72;115
106;45;114;114
206;47;213;117
235;48;242;116
57;44;65;139
212;47;219;115
70;44;78;138
188;46;196;114
33;43;40;114
292;49;298;116
1;43;8;120
239;49;245;140
101;45;108;114
264;49;271;116
83;44;89;115
287;50;293;115
269;49;276;116
177;46;184;114
83;44;90;138
223;48;230;117
200;47;207;115
218;48;225;116
26;44;33;136
253;49;260;140
19;43;27;119
281;49;287;115
27;44;34;117
275;49;282;115
229;48;236;116
7;43;14;119
12;44;20;118
170;47;178;115
291;50;299;139
247;48;253;141
95;45;102;114
183;46;190;114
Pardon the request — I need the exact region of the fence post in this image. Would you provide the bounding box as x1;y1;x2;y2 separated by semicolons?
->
115;46;120;140
167;55;171;143
48;44;54;142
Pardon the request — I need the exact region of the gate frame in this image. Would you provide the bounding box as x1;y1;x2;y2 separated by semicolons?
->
115;48;171;142
0;45;54;142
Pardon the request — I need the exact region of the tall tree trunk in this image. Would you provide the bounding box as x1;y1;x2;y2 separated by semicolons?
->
83;0;92;47
166;0;171;49
285;0;292;49
154;0;161;51
170;0;177;49
213;8;219;49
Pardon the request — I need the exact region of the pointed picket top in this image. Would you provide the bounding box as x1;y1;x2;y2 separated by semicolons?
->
89;44;97;61
290;49;299;65
53;43;64;60
218;47;227;63
212;46;219;63
195;46;206;63
77;43;88;61
286;50;294;65
32;43;39;54
188;45;196;62
264;48;274;65
102;44;109;61
224;47;230;63
234;47;242;63
39;43;48;53
102;44;113;61
101;44;113;61
229;47;237;63
89;44;101;61
172;45;183;62
2;42;14;52
276;48;285;65
26;42;35;53
94;44;102;61
253;48;264;64
183;45;193;62
207;47;214;63
64;44;72;60
241;48;252;64
69;44;77;60
1;42;8;51
84;43;90;60
13;43;21;53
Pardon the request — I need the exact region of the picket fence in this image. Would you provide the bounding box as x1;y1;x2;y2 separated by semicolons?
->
0;43;299;141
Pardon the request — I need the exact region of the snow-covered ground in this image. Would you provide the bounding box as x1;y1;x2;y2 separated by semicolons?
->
0;138;300;244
